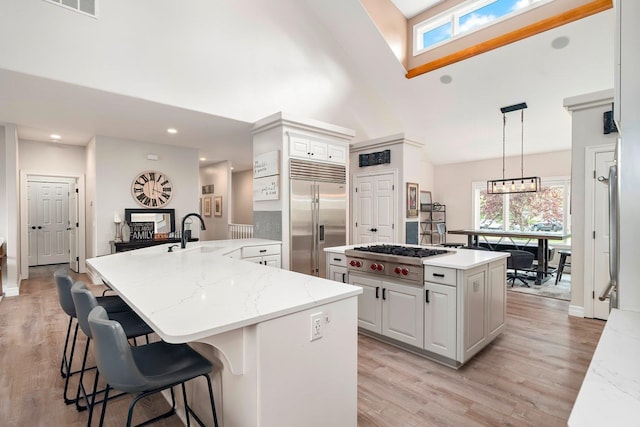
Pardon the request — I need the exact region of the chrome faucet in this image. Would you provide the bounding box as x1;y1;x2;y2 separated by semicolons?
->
181;213;206;249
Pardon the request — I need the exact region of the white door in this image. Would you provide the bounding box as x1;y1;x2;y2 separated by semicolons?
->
424;282;457;359
349;274;382;333
69;181;79;272
28;180;70;266
355;172;395;244
382;281;424;348
594;150;616;320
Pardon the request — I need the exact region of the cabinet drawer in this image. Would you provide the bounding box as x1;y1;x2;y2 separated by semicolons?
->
424;266;456;286
328;253;347;267
242;245;281;258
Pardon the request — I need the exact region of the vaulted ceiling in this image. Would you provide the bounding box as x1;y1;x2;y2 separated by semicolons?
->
0;0;614;170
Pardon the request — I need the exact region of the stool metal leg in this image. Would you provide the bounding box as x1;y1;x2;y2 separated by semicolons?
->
555;253;567;285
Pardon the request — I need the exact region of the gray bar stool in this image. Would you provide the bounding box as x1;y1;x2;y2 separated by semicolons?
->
54;268;129;405
555;250;571;285
71;281;154;420
88;306;219;427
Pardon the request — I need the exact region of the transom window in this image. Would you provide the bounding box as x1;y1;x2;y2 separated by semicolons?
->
44;0;96;17
414;0;554;54
472;177;571;236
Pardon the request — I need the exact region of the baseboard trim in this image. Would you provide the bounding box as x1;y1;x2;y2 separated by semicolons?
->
4;287;19;297
569;304;585;317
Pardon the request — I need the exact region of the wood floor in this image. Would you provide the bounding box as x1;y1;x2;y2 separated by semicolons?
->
0;265;604;426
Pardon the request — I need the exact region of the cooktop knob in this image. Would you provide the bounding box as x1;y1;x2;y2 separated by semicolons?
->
376;264;384;271
401;268;409;276
370;263;377;270
394;267;401;274
356;261;362;267
350;260;356;266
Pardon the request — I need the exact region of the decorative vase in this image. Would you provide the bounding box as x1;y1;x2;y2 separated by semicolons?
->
121;222;131;243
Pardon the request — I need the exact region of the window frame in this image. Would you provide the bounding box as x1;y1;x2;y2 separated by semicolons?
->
413;0;555;56
471;175;571;233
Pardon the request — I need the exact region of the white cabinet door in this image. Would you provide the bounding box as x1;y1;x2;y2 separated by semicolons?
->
244;257;263;265
463;268;487;361
309;141;328;161
263;254;281;268
424;282;457;359
290;136;311;158
329;265;348;283
487;260;506;340
350;274;382;333
382;281;424;348
355;173;396;244
327;143;347;164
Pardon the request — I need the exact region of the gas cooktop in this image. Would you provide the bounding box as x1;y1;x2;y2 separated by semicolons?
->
350;245;449;258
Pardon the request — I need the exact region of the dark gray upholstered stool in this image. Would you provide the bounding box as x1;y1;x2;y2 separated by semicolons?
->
88;306;219;427
54;268;129;405
555;250;571;285
71;281;154;421
505;249;534;287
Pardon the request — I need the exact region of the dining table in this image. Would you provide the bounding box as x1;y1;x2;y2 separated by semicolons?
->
447;229;570;285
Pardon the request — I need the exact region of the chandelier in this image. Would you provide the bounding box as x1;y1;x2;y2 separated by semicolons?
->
487;102;541;194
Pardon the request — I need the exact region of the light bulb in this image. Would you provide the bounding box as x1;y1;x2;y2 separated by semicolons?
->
511;181;515;191
520;180;526;190
530;179;536;190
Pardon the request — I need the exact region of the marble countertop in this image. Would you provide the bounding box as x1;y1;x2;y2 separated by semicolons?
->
87;239;362;344
568;308;640;426
324;244;509;270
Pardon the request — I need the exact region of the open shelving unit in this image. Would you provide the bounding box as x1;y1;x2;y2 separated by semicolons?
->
420;204;446;245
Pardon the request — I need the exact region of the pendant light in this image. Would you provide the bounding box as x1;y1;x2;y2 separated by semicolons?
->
487;102;541;194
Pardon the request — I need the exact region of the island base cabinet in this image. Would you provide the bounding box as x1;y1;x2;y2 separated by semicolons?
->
487;260;507;340
382;282;424;348
351;274;382;333
424;282;457;360
462;267;488;362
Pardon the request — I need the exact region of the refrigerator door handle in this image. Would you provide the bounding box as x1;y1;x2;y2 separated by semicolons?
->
318;224;325;243
608;164;618;284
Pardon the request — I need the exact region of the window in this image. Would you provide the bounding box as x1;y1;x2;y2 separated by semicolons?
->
414;0;553;54
472;177;571;235
44;0;96;17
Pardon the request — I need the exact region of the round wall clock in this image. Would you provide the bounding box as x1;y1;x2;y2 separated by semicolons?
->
131;170;173;207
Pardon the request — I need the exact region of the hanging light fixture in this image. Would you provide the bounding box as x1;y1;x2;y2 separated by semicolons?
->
487;102;541;194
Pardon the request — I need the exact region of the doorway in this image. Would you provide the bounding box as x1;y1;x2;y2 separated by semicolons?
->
353;171;397;244
20;172;86;281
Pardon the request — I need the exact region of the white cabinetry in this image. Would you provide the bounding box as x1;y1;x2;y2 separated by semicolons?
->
326;251;348;283
289;135;347;165
242;244;282;268
487;260;507;341
350;274;424;347
462;266;488;361
424;268;457;360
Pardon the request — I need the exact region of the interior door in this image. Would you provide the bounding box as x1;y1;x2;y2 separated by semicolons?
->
69;181;79;272
355;172;395;244
594;150;615;319
29;180;70;266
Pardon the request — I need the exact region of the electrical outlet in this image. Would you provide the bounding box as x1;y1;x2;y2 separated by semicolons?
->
310;312;323;341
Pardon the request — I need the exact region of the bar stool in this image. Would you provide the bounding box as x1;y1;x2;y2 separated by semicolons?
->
88;306;219;427
54;268;129;405
555;250;571;285
71;281;154;420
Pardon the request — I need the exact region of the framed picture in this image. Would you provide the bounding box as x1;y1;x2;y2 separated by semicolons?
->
203;197;212;217
406;182;419;218
214;196;222;217
420;191;432;211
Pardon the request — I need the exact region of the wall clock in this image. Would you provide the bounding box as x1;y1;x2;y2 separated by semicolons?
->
131;170;173;207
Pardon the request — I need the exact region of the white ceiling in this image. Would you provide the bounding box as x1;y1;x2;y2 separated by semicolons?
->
389;0;445;18
0;0;614;171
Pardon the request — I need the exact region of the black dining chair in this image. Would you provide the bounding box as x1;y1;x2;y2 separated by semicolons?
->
504;249;534;287
88;305;219;427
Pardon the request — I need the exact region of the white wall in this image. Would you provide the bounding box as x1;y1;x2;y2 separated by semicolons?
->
19;140;86;174
434;150;572;246
92;136;199;256
199;161;231;240
232;169;253;225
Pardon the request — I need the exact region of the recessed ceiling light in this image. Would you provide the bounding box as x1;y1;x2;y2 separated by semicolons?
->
199;157;207;161
167;128;178;134
50;134;61;141
440;75;452;84
551;36;570;49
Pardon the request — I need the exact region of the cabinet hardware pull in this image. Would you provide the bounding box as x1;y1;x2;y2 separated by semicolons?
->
259;249;267;253
334;258;341;261
375;286;379;299
433;273;445;278
425;290;430;303
342;273;346;283
382;288;386;300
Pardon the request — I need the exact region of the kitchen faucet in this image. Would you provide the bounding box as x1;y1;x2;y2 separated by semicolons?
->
181;213;206;249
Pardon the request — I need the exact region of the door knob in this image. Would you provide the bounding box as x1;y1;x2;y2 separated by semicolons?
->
31;226;36;230
37;226;43;229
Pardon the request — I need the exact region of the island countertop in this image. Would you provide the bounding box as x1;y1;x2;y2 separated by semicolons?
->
324;244;509;270
87;239;362;344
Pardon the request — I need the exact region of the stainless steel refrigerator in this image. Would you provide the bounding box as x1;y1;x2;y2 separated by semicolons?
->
600;138;620;310
290;159;346;276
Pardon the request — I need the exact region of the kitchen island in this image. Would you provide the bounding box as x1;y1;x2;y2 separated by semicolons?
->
325;244;509;368
87;238;362;427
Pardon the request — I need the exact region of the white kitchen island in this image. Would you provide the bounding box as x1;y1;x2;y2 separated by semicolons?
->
87;239;362;427
326;244;509;368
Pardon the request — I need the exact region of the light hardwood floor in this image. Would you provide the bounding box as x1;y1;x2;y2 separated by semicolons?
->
1;265;604;426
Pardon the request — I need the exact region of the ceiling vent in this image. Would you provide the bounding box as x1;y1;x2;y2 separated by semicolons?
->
44;0;96;17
